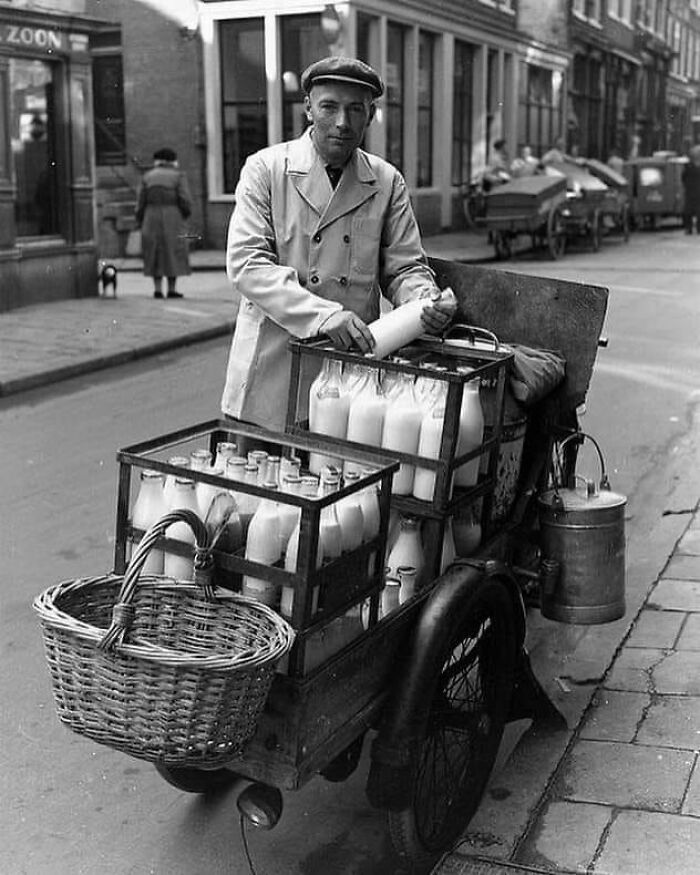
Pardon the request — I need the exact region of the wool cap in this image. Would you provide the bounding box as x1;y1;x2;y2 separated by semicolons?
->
301;56;384;99
153;147;177;162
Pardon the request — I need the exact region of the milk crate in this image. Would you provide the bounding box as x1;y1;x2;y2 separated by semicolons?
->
113;419;398;676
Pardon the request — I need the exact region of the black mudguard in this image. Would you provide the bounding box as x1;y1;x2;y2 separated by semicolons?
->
366;559;526;811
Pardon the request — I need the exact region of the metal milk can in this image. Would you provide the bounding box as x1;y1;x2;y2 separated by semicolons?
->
538;432;626;624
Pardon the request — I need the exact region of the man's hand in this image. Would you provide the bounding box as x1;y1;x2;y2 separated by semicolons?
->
320;310;375;354
420;287;458;335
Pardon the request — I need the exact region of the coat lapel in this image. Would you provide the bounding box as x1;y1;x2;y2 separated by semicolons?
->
287;131;379;231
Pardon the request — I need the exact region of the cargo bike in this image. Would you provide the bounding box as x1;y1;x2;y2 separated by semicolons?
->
35;261;610;872
482;175;569;261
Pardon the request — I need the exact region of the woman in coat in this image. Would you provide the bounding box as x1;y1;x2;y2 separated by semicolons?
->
135;147;192;298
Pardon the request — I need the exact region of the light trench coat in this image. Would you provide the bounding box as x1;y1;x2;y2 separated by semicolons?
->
221;129;438;430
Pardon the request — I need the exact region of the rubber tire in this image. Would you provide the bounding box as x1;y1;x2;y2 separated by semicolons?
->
546;207;566;260
154;763;238;794
387;576;518;869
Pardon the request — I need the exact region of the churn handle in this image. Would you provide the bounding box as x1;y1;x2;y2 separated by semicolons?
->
440;323;501;350
554;431;611;493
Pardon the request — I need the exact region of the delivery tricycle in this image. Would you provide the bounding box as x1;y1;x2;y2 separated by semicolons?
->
35;261;613;873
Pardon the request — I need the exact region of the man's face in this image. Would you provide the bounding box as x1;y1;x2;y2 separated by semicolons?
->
305;81;375;167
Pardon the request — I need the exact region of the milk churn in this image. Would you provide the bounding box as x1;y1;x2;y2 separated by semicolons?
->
538;432;626;624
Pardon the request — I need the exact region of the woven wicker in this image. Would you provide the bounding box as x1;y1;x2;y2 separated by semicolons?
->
33;508;294;767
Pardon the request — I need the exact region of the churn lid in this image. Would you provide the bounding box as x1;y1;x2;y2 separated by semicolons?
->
539;482;627;513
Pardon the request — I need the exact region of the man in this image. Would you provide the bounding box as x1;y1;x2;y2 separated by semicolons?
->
481;139;511;191
221;56;457;430
510;145;540;178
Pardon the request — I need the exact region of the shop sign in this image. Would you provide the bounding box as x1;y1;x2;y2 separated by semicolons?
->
0;24;66;53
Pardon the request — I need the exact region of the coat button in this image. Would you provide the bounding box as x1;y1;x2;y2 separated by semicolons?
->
339;276;348;286
343;234;350;243
313;233;321;243
310;275;319;284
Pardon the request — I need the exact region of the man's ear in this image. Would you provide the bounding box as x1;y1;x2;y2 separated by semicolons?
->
367;102;376;126
304;95;313;123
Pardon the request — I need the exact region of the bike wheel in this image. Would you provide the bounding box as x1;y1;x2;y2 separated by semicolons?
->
546;207;566;260
154;763;238;794
388;576;518;868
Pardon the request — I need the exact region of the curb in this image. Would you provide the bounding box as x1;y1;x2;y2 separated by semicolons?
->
0;322;234;399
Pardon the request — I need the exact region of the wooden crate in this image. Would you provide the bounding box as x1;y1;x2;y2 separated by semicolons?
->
113;418;398;677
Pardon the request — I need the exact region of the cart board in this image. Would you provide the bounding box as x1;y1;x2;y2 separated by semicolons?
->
485;175;568;220
428;258;608;410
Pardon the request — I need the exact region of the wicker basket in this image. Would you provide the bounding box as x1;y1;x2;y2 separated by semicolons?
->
33;508;295;767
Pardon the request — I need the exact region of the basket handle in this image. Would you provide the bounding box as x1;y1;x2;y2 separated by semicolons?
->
98;508;213;652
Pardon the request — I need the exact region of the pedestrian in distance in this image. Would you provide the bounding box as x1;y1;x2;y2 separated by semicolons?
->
510;145;540;178
681;145;700;235
481;139;511;190
221;55;457;431
607;147;625;175
135;147;192;299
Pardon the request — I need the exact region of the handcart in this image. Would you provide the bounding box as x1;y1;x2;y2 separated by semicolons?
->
582;158;631;242
547;160;610;251
483;175;568;260
624;152;687;229
36;262;610;872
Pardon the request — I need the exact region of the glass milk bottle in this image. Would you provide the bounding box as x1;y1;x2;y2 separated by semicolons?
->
214;440;237;472
196;465;225;519
335;471;364;553
163;477;199;579
387;516;425;583
282;476;323;618
381;371;422;494
190;448;213;516
309;359;349;475
413;379;448;502
344;367;386;477
397;565;417;604
454;368;484;489
233;462;259;537
380;578;401;618
318;470;343;563
277;474;302;555
242;481;281;607
367;291;449;359
162;455;189;510
130;469;166;574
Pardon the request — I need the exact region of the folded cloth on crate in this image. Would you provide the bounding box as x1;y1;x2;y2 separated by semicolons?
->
509;344;566;407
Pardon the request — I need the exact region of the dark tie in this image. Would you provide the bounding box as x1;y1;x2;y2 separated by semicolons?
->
326;166;342;189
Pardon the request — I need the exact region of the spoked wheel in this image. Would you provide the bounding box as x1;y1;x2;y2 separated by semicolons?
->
388;576;518;868
154;763;238;794
546;207;566;260
493;231;512;260
589;210;602;252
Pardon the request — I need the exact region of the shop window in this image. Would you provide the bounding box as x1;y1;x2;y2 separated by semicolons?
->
220;18;267;193
417;32;434;187
452;40;474;186
10;57;60;237
386;22;406;173
281;14;325;142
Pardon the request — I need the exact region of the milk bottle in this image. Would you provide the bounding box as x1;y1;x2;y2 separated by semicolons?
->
242;481;281;607
344;368;386;477
163;455;189;509
214;440;237;471
309;359;349;474
413;379;448;501
318;469;343;562
367;289;452;360
282;476;323;617
335;471;364;552
163;477;200;580
381;371;422;494
130;469;166;574
387;516;425;583
454;368;484;489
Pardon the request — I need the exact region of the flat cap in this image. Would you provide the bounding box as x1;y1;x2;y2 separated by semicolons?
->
301;56;384;99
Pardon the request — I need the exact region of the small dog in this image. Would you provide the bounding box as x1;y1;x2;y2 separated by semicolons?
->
99;262;118;297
